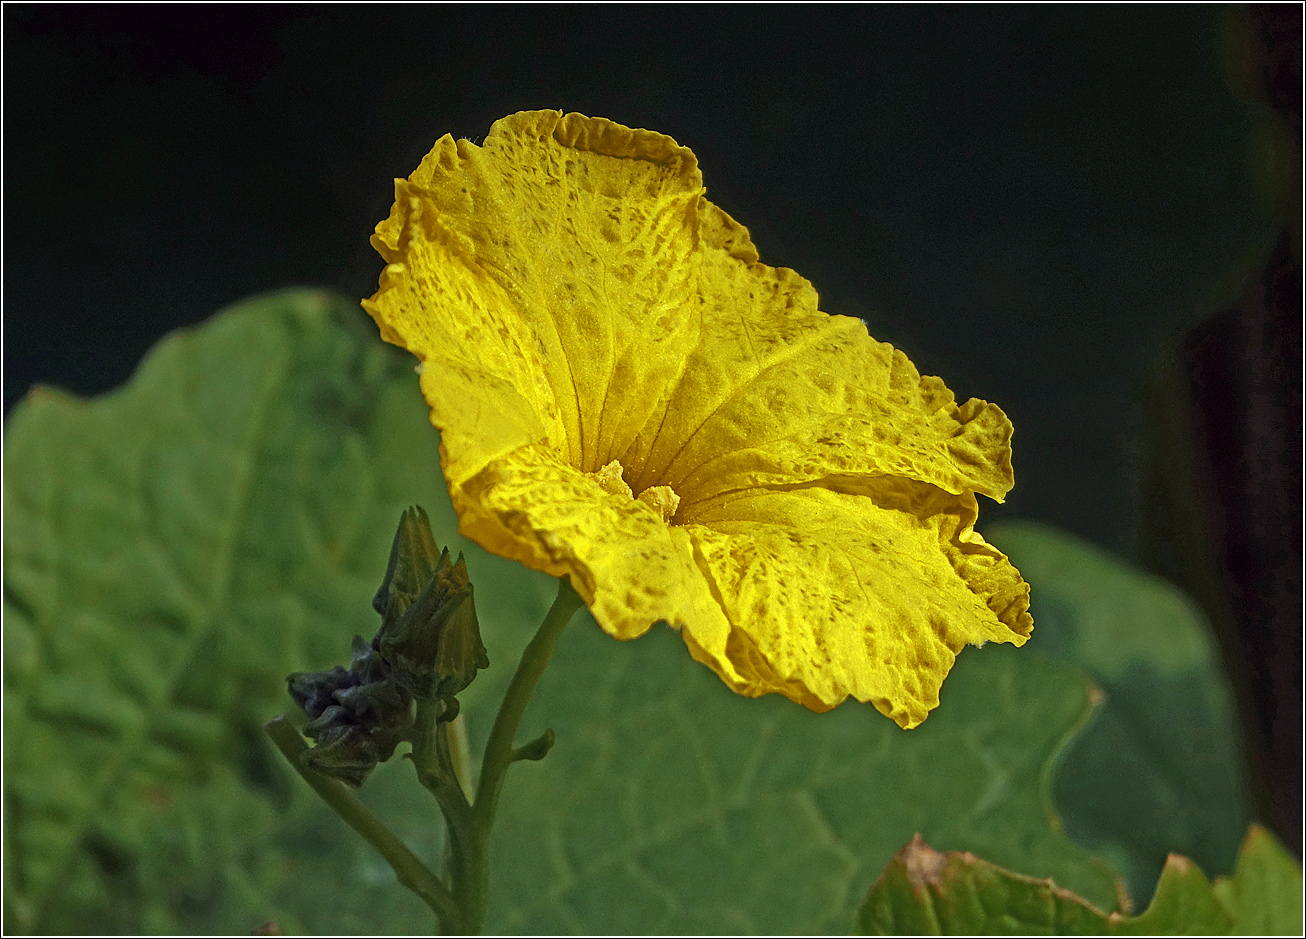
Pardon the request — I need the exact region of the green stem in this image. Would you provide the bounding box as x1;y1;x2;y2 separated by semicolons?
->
409;698;477;932
264;714;457;928
446;712;475;804
476;578;583;820
457;577;584;933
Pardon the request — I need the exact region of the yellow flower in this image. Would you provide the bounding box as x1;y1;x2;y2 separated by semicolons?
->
364;110;1032;729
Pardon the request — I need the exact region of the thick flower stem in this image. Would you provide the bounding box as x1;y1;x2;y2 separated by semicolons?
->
450;577;584;933
409;699;477;933
264;714;457;928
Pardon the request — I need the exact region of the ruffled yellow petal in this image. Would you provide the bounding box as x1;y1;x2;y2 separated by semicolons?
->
682;483;1031;728
621;203;1014;506
366;110;707;489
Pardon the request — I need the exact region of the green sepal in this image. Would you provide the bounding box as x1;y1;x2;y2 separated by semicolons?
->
511;728;555;763
373;508;489;701
438;695;462;724
372;505;443;624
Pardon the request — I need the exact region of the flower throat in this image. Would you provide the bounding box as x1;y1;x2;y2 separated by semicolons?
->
587;460;680;524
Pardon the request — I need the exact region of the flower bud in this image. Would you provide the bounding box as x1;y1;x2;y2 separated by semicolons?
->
284;506;488;786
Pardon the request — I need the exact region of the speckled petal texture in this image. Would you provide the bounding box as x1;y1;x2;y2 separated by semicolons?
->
365;109;1032;728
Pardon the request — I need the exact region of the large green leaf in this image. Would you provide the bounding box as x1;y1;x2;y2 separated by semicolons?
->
478;622;1121;932
5;289;1119;934
854;824;1302;935
986;521;1250;907
2;289;549;934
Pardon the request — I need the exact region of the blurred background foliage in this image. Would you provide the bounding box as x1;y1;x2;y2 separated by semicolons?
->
4;4;1300;934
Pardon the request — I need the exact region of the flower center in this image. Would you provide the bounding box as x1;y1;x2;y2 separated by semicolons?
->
587;460;680;524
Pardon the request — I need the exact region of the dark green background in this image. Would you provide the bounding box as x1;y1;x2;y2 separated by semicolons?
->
3;5;1273;554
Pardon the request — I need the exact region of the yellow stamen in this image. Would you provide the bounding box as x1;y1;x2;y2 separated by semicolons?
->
637;486;680;524
587;460;632;500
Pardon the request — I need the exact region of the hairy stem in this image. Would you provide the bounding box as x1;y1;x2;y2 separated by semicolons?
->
264;714;457;929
